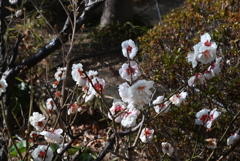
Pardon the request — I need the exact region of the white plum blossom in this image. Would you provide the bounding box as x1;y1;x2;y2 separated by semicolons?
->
31;145;53;161
187;43;201;68
71;63;87;86
29;131;39;146
108;100;126;123
205;138;217;149
121;39;138;59
40;129;63;144
187;33;217;68
128;80;154;108
188;73;205;87
9;0;18;5
88;77;105;95
119;61;141;82
53;67;66;88
54;67;66;81
15;10;22;17
0;79;8;96
196;47;217;65
227;131;240;146
140;128;154;143
46;98;57;111
118;82;131;103
30;131;39;138
200;33;218;49
121;108;140;128
170;91;187;106
68;102;84;115
195;108;221;129
197;33;217;64
84;77;105;102
204;57;222;79
29;112;46;131
87;70;98;79
153;96;170;113
162;142;174;156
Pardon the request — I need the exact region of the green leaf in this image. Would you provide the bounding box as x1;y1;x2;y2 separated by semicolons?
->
67;145;82;155
50;144;60;153
9;140;27;157
80;148;95;161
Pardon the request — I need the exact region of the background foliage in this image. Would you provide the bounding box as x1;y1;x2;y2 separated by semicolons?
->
137;0;240;160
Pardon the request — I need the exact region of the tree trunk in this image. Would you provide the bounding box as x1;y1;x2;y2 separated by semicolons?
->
100;0;133;28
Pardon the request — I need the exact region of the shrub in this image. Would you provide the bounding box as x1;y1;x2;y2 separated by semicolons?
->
138;0;240;159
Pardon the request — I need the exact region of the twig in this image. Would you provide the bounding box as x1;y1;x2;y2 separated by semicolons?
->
206;110;240;161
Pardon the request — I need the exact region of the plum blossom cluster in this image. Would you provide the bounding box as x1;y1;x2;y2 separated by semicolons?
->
31;145;53;161
27;34;228;159
67;102;84;115
52;67;66;88
108;40;153;128
71;63;105;102
187;33;222;87
107;39;177;157
29;111;63;159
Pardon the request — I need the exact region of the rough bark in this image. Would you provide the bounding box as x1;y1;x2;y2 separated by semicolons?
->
100;0;133;28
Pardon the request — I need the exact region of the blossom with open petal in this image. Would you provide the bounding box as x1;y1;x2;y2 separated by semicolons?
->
84;77;105;102
187;43;202;68
227;131;240;145
121;108;140;128
29;112;46;131
200;33;217;49
187;33;217;68
87;70;98;79
153;96;170;113
118;82;131;103
170;91;187;106
108;100;126;123
196;47;217;64
30;131;39;138
40;129;63;144
0;79;8;96
71;63;87;86
195;108;221;129
197;33;217;64
188;73;205;87
121;39;138;59
88;77;105;95
119;61;141;82
204;57;222;79
140;128;154;143
54;67;66;81
162;142;174;156
46;98;57;111
68;102;84;115
128;79;154;108
31;145;53;161
205;138;217;149
9;0;18;5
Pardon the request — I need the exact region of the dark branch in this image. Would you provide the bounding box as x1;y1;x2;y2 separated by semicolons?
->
94;118;144;161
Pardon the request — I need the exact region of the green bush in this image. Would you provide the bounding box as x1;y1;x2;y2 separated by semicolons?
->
138;0;239;106
137;0;240;159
